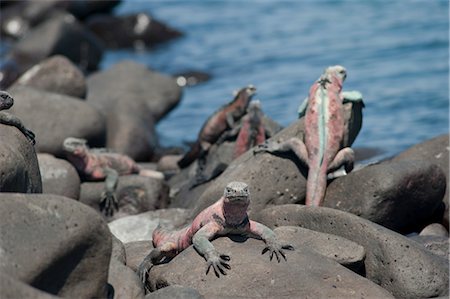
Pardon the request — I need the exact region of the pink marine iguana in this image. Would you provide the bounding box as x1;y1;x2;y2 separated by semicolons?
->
137;181;293;286
0;90;35;144
63;137;163;216
255;65;354;206
233;100;266;158
177;85;256;169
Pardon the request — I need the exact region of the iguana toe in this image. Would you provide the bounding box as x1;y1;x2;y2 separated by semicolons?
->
100;191;118;216
206;253;231;277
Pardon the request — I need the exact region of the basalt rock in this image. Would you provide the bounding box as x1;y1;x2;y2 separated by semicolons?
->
106;97;159;161
148;237;394;298
108;259;145;299
10;12;103;72
273;226;365;273
254;205;449;298
0;273;60;299
0;0;66;39
0;194;112;298
87;60;182;122
12;55;87;98
392;134;449;229
323;160;446;233
145;285;204;299
86;13;182;49
37;153;80;199
66;0;122;20
0;125;42;193
7;85;105;156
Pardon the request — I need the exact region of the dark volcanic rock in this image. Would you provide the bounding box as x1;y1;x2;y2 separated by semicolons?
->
111;234;126;265
12;55;87;98
0;273;60;299
323;160;446;233
392;134;449;228
0;0;65;39
145;285;204;299
87;60;182;122
419;223;448;237
409;235;449;259
7;85;105;156
80;175;170;220
148;237;393;299
37;153;80;199
11;12;103;72
86;13;182;49
274;226;365;272
106;97;159;161
67;0;121;20
109;259;145;299
0;125;42;193
254;205;449;298
0;194;112;298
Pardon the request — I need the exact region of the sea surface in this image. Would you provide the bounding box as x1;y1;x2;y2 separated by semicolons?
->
103;0;449;161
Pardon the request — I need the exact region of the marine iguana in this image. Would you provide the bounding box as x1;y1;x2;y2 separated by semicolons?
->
63;137;164;216
233;100;266;158
137;181;293;285
255;65;355;206
0;90;35;144
188;100;268;189
177;85;256;169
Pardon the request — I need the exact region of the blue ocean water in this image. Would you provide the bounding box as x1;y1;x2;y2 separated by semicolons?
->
102;0;449;159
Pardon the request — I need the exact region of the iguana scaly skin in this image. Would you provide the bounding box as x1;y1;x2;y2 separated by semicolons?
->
137;181;293;285
233;100;266;158
255;66;354;206
63;137;163;216
0;90;35;144
177;85;256;168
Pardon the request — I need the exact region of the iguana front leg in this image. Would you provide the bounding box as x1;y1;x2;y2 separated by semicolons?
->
0;112;36;144
99;167;119;216
137;244;175;292
247;220;294;262
254;137;309;168
193;223;230;277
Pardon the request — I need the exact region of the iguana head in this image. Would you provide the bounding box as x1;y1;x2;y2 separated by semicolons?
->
0;91;14;110
223;181;250;205
324;65;347;82
63;137;88;155
232;85;257;107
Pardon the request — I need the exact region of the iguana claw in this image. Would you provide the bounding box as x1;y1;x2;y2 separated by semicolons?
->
206;253;231;278
262;242;294;262
100;190;118;216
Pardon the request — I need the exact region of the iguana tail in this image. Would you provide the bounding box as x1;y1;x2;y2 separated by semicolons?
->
177;142;201;168
305;167;327;206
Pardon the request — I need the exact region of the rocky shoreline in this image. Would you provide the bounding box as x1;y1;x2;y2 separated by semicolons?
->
0;1;448;298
